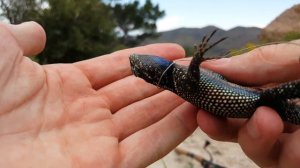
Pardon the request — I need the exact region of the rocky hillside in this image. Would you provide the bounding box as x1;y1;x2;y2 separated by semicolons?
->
142;26;261;56
261;4;300;41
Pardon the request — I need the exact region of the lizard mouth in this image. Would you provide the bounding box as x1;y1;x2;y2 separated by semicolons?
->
129;54;143;77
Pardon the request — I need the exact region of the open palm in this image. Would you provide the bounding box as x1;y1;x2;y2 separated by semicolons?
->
0;22;197;168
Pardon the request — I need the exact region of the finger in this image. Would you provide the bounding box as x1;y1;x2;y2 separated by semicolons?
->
238;106;284;167
201;42;300;85
0;23;23;71
119;102;197;167
74;43;185;89
2;21;46;56
97;75;160;113
113;91;184;140
197;109;244;142
279;130;300;168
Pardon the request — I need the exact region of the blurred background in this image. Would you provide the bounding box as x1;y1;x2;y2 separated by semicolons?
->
0;0;299;64
1;1;299;167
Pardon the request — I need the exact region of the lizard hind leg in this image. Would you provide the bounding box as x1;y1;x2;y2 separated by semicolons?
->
259;79;300;124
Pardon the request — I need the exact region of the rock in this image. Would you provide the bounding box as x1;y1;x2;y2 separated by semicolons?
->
261;4;300;41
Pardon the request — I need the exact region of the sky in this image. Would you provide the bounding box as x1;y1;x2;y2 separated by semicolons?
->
136;0;300;31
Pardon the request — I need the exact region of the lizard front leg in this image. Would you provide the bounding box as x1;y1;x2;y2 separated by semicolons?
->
187;29;227;84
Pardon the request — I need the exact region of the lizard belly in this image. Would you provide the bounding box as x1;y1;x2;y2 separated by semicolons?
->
173;67;261;118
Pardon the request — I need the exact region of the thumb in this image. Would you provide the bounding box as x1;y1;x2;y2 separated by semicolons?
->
238;107;284;167
2;21;46;56
201;42;300;85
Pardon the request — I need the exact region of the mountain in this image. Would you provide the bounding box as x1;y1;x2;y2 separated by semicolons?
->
261;4;300;41
142;26;261;56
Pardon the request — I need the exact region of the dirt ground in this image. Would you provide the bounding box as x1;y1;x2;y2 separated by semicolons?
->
148;128;258;168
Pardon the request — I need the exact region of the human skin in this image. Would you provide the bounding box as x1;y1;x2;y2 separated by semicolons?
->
2;21;300;168
199;42;300;168
0;22;198;168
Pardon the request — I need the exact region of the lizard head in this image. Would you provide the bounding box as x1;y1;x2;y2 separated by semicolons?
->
129;54;176;91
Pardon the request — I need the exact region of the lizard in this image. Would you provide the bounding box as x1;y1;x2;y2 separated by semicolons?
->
129;30;300;124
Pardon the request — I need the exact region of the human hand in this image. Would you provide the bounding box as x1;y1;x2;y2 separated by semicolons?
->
198;42;300;167
0;22;198;168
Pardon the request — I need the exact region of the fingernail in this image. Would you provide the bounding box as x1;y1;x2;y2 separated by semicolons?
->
246;115;260;139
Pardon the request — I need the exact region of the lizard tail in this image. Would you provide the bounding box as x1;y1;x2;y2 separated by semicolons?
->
259;79;300;124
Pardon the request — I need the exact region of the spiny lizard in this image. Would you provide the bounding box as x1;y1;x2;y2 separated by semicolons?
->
129;30;300;124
